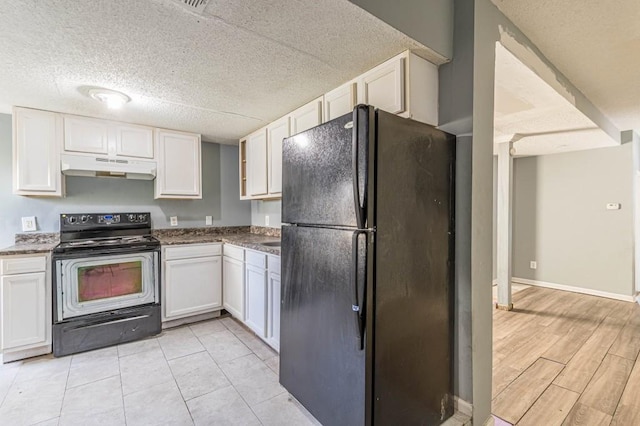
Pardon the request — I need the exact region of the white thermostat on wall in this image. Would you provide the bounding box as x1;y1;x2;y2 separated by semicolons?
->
606;203;621;210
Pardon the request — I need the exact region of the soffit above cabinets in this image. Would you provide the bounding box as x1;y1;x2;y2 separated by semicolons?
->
0;0;439;145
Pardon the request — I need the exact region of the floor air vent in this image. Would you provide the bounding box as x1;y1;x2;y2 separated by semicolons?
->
175;0;209;14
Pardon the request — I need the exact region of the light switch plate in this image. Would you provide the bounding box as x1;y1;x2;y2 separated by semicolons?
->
170;216;178;226
21;216;37;232
265;215;270;226
205;216;212;225
530;261;537;270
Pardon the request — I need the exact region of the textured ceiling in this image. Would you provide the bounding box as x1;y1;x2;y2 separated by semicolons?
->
0;0;435;144
494;44;617;157
491;0;640;133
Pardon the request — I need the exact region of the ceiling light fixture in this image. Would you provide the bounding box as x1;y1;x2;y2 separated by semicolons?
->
88;88;131;109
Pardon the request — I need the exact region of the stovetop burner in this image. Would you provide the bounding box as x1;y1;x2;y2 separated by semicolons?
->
58;235;158;249
55;212;159;254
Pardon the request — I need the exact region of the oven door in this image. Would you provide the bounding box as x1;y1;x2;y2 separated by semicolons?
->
55;251;159;321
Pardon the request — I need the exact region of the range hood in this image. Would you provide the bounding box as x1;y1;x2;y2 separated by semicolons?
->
61;154;156;180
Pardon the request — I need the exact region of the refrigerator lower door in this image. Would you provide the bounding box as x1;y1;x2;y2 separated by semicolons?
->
280;224;366;426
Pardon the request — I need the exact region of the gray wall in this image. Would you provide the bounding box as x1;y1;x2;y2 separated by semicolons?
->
438;0;475;406
348;0;453;60
251;200;282;227
512;144;634;296
0;113;252;248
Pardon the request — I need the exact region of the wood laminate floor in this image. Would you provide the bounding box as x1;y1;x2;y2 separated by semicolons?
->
492;286;640;426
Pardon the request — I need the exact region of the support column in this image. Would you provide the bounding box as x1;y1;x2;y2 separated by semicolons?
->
496;141;513;310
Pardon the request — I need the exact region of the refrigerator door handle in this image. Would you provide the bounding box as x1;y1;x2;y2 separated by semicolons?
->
351;106;369;229
352;230;367;350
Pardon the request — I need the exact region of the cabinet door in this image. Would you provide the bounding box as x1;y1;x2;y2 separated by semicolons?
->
290;97;322;134
223;256;244;321
155;130;201;198
245;263;267;337
247;129;268;197
64;116;109;154
266;271;281;351
1;272;47;350
164;256;222;320
324;83;356;122
13;108;63;196
267;117;289;195
359;56;405;115
113;124;154;158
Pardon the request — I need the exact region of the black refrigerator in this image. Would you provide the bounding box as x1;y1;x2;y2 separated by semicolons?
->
280;105;455;426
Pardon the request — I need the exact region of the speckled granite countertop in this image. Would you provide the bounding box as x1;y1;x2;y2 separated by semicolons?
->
0;233;60;256
153;226;281;256
0;227;282;256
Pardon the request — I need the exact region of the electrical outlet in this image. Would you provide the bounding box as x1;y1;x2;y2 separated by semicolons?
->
21;216;37;232
170;216;178;226
265;215;270;226
530;261;537;270
205;215;212;226
606;203;621;210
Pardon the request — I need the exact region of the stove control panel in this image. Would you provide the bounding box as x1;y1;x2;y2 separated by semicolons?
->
60;212;151;229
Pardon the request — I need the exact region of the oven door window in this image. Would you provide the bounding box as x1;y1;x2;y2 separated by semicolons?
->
77;261;143;302
57;252;157;320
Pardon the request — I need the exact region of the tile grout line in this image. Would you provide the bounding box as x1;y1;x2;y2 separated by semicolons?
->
194;319;265;424
57;357;72;422
117;346;128;426
156;335;195;425
608;344;640;423
0;362;21;408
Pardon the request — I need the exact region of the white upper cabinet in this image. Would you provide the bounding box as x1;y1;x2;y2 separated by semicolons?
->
112;124;154;158
13;107;63;196
358;55;406;115
64;115;155;159
289;97;322;134
155;129;201;199
238;50;439;201
358;51;438;126
247;128;268;197
267;116;290;196
323;82;356;122
64;116;109;154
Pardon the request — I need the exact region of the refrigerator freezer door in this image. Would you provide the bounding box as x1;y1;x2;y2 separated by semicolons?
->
373;111;455;424
282;108;369;228
280;224;366;426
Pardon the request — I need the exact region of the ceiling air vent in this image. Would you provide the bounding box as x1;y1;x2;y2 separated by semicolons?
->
174;0;209;14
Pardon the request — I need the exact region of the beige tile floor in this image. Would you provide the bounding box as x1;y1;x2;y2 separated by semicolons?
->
0;316;320;426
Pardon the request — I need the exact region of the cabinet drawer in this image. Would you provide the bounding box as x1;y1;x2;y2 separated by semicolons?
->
164;244;221;260
268;255;280;275
245;250;267;268
1;256;47;275
224;245;244;262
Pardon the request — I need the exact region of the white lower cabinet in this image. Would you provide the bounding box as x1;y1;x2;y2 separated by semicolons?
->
0;254;52;361
266;255;281;351
163;244;222;321
245;251;268;337
222;245;245;320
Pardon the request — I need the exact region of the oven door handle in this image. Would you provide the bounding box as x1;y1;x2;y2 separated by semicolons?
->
67;315;152;330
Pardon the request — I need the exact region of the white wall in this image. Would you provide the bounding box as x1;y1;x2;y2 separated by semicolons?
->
512;144;634;296
0;113;252;248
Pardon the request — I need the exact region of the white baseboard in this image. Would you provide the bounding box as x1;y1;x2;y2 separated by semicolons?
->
512;277;636;302
454;396;473;418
